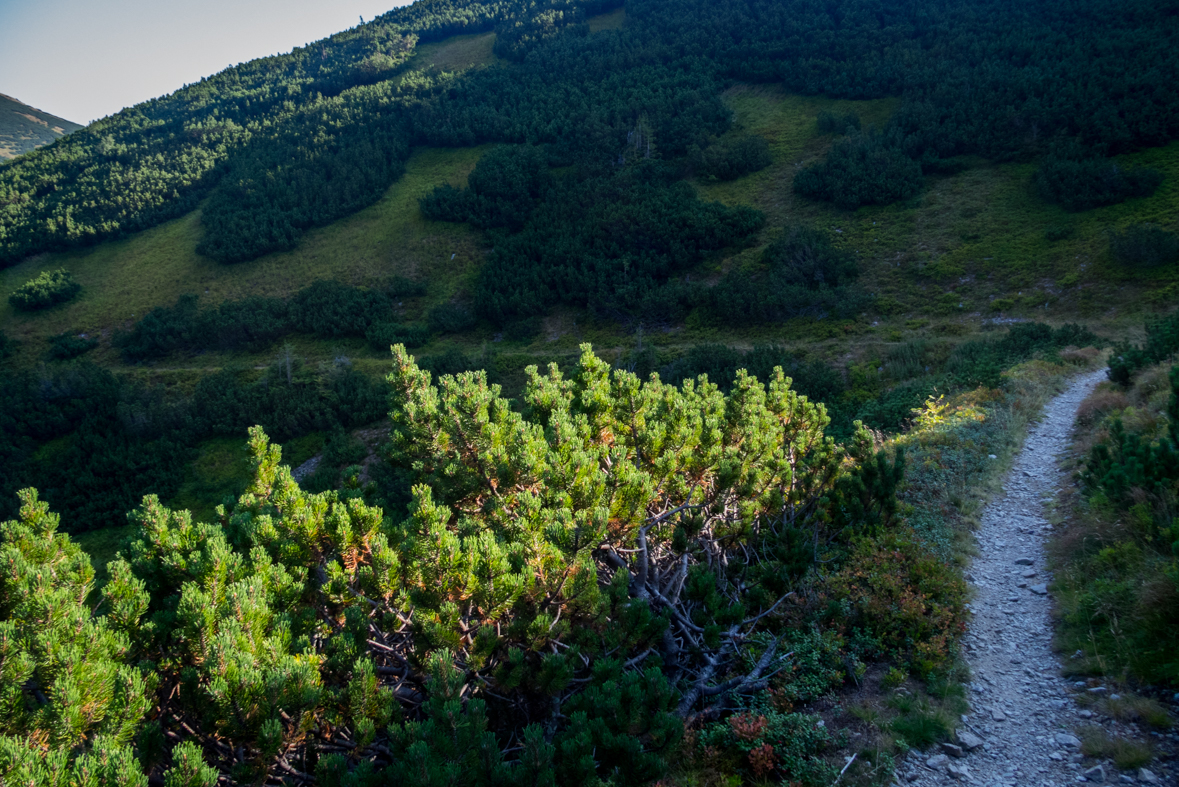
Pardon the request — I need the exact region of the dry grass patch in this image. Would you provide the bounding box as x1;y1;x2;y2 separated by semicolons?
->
1075;385;1129;428
1060;346;1102;365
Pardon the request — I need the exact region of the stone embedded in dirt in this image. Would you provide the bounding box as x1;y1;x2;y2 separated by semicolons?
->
1021;569;1037;578
1079;710;1094;719
1138;768;1159;784
1030;584;1049;595
1056;733;1082;747
1088;686;1108;694
926;754;949;769
942;742;965;758
1050;752;1064;761
1084;765;1106;783
957;730;984;751
992;708;1007;721
1014;557;1035;565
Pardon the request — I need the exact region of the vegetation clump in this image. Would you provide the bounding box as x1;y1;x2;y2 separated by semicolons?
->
704;224;866;327
0;345;967;786
689;135;772;182
46;331;98;360
113;277;429;361
1054;366;1179;684
1035;152;1163;212
1109;224;1179;270
7;269;81;311
793;130;922;209
816;110;861;135
1109;310;1179;385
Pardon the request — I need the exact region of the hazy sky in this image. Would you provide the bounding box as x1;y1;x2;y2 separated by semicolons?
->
0;0;412;125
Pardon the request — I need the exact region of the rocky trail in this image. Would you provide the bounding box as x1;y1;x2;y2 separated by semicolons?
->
899;369;1177;787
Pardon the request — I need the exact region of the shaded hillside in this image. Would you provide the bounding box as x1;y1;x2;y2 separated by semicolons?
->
0;93;81;159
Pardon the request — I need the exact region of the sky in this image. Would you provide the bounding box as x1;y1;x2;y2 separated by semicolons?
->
0;0;413;125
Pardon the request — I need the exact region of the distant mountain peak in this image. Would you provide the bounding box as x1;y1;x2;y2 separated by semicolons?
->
0;93;82;160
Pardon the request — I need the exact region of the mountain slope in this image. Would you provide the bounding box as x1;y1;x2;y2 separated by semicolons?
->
0;93;81;159
2;0;1177;275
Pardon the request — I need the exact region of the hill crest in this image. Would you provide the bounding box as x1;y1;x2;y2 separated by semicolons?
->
0;92;82;159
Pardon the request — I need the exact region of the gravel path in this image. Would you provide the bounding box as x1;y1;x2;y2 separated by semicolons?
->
897;369;1171;787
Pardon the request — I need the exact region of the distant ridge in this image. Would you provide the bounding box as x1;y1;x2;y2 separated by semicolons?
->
0;93;82;160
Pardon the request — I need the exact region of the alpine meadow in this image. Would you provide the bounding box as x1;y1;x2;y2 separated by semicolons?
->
2;0;1179;785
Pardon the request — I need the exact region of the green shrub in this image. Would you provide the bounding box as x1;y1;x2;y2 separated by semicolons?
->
426;302;477;334
887;693;954;747
944;322;1099;387
816;110;861;135
793;129;922;209
1070;365;1179;683
661;344;844;405
1045;224;1075;242
1036;153;1162;212
763;225;858;290
420;145;551;231
46;331;99;360
1110;224;1179;269
504;316;542;342
387;276;428;298
856;379;938;432
8;269;81;311
114;278;420;361
289;280;389;339
690;135;772;181
696;694;834;786
1109;311;1179;385
366;321;432;350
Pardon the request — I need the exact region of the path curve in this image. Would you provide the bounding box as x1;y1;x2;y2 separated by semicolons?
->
901;368;1109;787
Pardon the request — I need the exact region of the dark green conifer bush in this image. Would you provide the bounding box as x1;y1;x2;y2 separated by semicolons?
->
1108;311;1179;385
1036;153;1163;212
0;345;938;784
8;269;81;311
816;110;861;135
762;225;857;290
690;136;772;182
793;130;922;209
1109;224;1179;269
46;331;99;360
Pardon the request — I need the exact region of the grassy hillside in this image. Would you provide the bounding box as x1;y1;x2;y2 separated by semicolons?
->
5;88;1175;376
0;146;487;365
6;77;1170;541
0;93;81;159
